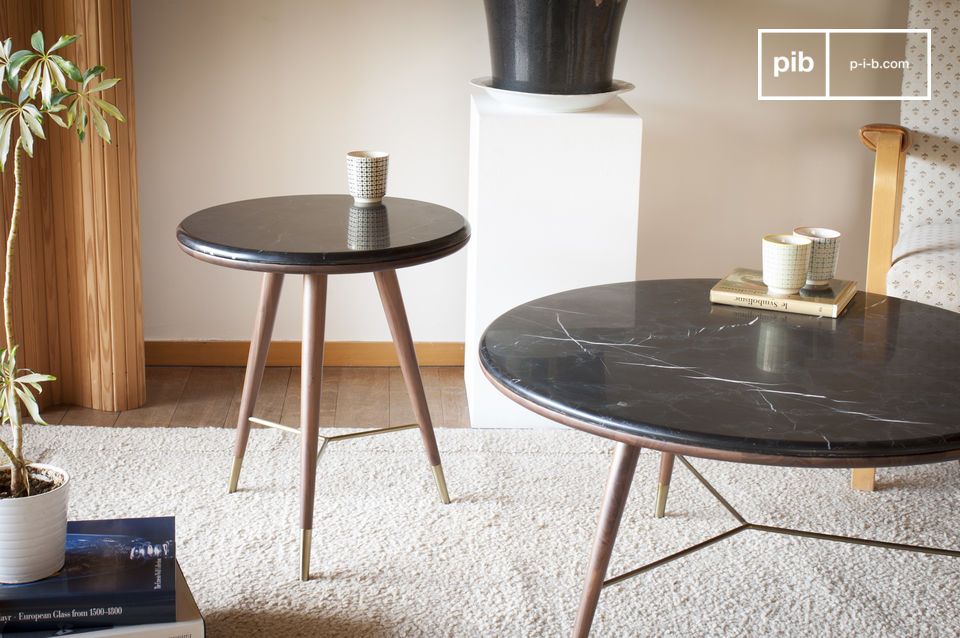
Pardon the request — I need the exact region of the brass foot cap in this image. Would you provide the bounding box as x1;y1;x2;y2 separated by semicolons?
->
432;464;451;505
654;483;670;519
228;456;243;494
299;529;313;581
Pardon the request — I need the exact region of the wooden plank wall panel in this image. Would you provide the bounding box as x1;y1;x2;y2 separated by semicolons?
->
0;0;145;411
60;0;145;410
116;0;145;408
49;0;78;405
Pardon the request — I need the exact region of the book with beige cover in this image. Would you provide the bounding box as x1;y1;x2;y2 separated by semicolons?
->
710;268;857;318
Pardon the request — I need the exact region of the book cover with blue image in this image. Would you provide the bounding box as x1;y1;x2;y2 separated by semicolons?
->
0;517;176;632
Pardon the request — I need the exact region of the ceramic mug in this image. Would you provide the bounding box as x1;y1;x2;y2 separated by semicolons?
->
762;234;812;296
346;151;389;205
793;227;841;289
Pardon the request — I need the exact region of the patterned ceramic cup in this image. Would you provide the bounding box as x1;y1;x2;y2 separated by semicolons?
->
346;151;389;205
762;234;812;296
347;205;390;250
793;227;841;289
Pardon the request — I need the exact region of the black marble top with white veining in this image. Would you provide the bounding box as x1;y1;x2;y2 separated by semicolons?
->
177;195;469;269
480;279;960;459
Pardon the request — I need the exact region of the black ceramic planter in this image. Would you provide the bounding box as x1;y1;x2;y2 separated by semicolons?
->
483;0;627;95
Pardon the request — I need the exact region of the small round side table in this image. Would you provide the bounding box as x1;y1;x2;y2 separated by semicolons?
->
177;194;470;580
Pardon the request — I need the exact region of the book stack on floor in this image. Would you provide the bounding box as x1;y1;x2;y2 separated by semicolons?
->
710;268;857;318
0;518;203;638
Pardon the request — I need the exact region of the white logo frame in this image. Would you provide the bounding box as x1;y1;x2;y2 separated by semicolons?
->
757;28;932;101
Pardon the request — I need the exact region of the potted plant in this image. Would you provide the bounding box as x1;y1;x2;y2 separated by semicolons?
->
0;31;124;583
483;0;628;95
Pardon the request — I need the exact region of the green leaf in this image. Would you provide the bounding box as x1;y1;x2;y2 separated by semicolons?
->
66;99;78;127
7;50;36;74
14;385;45;426
47;112;66;128
50;89;75;107
0;114;13;171
94;98;124;122
0;95;13;105
21;104;45;139
90;77;120;93
17;61;35;102
46;57;67;91
52;56;82;83
90;105;110;143
5;386;19;421
16;373;55;384
47;34;79;53
40;64;52;106
14;382;34;402
28;62;42;99
0;39;10;89
30;31;44;53
81;65;105;87
19;114;34;156
75;109;87;141
19;60;39;101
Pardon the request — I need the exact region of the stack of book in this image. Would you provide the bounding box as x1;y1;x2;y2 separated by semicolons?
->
0;518;203;638
710;268;857;318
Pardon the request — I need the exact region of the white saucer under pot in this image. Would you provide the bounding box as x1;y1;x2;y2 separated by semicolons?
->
469;77;635;113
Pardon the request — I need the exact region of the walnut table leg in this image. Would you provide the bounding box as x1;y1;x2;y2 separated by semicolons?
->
374;269;451;504
229;273;284;493
572;442;641;638
654;452;676;518
299;274;327;581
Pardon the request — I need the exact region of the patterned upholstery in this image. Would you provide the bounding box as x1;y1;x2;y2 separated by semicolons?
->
888;0;960;311
888;223;960;311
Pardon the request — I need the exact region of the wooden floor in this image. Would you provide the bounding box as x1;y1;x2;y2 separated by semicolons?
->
42;367;469;429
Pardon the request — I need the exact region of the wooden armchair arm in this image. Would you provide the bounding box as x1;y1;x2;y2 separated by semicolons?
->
859;123;909;295
859;123;910;152
852;123;910;492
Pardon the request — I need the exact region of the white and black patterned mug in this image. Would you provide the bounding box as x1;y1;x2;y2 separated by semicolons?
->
793;227;841;289
762;234;812;296
346;150;389;205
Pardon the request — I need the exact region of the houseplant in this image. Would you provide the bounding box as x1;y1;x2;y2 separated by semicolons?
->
0;31;124;583
483;0;628;94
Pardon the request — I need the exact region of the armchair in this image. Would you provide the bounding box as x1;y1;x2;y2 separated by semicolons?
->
853;121;960;490
851;1;960;491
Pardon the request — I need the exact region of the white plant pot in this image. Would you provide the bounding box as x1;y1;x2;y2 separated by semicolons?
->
0;464;70;583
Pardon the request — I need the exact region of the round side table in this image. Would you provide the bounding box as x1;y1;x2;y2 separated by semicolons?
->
480;279;960;637
177;194;470;580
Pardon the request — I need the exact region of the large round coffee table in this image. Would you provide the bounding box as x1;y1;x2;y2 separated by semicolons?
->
178;195;469;580
479;279;960;637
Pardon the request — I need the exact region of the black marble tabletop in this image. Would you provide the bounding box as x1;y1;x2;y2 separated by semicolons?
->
177;195;470;270
480;279;960;459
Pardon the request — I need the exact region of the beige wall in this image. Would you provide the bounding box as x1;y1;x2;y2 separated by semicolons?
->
132;0;906;342
628;0;906;284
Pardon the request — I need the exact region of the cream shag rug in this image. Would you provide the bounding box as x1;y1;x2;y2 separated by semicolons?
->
26;426;960;637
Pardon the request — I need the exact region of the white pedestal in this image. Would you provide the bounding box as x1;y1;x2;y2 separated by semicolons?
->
465;93;643;428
